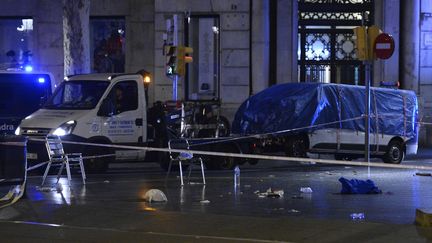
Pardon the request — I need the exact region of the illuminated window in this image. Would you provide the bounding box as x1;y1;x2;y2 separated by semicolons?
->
185;15;220;100
90;17;125;73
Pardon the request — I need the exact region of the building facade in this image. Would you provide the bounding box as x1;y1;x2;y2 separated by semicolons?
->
0;0;430;144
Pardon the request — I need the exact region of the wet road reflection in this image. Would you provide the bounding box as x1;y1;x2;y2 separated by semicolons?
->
4;159;431;227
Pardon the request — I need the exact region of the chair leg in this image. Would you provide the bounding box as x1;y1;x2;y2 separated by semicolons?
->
179;161;184;186
79;157;86;184
187;161;193;183
56;162;65;184
65;160;72;186
200;158;206;185
41;162;52;186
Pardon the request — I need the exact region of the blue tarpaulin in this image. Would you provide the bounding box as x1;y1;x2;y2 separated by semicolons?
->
232;83;418;141
339;177;382;194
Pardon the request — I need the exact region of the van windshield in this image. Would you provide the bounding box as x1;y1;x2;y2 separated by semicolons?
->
0;73;52;118
43;81;109;110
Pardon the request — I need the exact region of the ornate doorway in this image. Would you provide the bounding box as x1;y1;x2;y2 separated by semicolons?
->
298;0;374;84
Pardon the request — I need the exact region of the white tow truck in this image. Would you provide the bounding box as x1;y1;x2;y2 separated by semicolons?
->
15;72;167;172
16;71;237;173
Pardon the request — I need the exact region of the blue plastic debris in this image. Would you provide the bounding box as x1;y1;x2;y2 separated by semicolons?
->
339;177;382;194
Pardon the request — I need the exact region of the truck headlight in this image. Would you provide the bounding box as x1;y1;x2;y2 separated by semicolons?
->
14;126;20;135
53;120;76;136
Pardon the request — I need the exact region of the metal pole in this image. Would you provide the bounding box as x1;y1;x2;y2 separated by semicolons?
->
173;14;178;101
361;11;371;169
364;61;371;164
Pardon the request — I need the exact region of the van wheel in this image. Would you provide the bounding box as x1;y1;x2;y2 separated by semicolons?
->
285;136;308;158
335;154;353;161
84;145;110;173
383;140;404;164
205;144;237;170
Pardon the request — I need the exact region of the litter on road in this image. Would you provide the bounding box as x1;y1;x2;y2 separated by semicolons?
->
339;177;382;194
255;188;284;198
143;189;168;203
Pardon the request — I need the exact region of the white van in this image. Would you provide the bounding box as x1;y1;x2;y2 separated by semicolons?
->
232;83;419;164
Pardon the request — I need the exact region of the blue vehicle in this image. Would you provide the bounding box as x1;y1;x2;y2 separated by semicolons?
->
0;71;54;135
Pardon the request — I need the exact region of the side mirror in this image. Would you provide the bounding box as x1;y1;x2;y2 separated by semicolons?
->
97;98;114;117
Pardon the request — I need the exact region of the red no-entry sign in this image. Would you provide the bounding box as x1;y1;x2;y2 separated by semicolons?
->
374;33;395;60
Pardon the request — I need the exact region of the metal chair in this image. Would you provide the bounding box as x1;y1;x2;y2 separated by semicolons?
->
166;138;206;186
41;136;86;186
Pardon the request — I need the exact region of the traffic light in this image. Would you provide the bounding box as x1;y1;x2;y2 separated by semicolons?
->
165;45;177;76
367;25;382;60
354;26;367;61
176;46;193;76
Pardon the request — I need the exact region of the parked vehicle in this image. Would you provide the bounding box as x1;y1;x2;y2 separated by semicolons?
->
16;72;231;172
0;70;54;135
231;83;419;164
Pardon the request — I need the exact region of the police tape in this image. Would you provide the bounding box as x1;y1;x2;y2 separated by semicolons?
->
0;140;26;208
26;154;116;172
26;137;432;171
0;182;25;209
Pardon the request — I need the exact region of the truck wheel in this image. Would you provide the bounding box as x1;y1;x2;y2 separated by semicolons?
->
248;159;259;165
383;140;404;164
84;144;110;173
335;154;352;161
285;136;308;158
205;143;237;170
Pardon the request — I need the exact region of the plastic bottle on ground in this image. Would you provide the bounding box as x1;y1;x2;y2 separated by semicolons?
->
234;165;240;187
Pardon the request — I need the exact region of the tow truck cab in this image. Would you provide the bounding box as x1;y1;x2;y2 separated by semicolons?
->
16;73;158;172
0;70;54;135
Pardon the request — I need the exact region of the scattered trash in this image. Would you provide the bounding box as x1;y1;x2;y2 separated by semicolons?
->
200;200;210;204
219;195;224;198
339;177;382;194
272;208;284;211
325;171;332;175
255;188;284;198
143;189;168;203
350;213;365;220
234;166;241;187
103;180;110;183
291;195;303;199
244;184;252;188
35;186;55;192
268;175;275;178
415;172;432;177
288;209;300;213
300;187;313;193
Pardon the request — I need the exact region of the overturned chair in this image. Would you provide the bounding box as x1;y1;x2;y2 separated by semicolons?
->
41;135;86;186
166;138;206;186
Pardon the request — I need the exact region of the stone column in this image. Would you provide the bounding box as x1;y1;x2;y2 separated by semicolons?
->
251;0;269;94
277;0;298;84
373;0;400;87
400;0;420;92
63;0;90;76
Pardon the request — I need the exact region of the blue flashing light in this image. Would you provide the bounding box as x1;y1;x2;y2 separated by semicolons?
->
38;77;45;83
24;65;33;72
